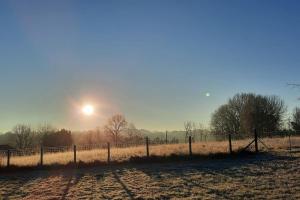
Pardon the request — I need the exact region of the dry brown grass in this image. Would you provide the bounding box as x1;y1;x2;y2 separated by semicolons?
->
1;136;299;167
0;150;299;199
0;137;299;199
0;157;3;168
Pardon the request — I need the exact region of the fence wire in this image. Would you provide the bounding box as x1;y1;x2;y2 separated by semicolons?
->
0;134;299;168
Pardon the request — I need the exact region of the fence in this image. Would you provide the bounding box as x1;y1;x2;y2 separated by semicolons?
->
0;132;299;168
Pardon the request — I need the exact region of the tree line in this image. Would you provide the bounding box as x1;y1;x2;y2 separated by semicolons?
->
1;115;144;149
1;92;299;150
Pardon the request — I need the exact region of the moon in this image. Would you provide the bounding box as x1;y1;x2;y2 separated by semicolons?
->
82;104;94;116
205;92;211;97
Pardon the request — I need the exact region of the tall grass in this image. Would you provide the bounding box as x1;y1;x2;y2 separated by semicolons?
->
0;136;299;167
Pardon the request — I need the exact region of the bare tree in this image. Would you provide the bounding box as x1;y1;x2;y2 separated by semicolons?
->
126;123;137;138
13;124;34;149
196;123;206;141
184;121;193;142
126;123;143;144
104;114;128;146
94;126;102;144
191;122;198;142
36;123;56;146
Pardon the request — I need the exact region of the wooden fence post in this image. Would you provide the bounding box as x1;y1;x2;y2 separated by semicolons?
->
146;137;149;157
7;149;10;168
165;131;168;144
254;129;258;153
74;145;77;164
107;142;110;163
228;134;232;154
289;133;292;152
40;146;44;166
189;136;192;156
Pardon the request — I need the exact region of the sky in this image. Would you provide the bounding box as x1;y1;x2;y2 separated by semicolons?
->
0;0;300;132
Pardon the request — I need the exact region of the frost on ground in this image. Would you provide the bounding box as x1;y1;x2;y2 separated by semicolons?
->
0;152;299;200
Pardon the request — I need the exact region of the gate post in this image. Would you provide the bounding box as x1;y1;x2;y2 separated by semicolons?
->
228;134;232;154
73;145;77;164
146;137;149;157
7;149;10;168
165;131;168;144
254;129;258;153
40;146;44;166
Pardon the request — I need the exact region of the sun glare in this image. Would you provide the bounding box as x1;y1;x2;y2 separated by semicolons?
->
82;104;94;116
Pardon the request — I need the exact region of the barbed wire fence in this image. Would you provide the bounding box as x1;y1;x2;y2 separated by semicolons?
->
0;131;299;168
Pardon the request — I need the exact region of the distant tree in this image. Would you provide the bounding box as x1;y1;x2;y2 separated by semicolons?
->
126;123;137;138
85;130;94;145
291;107;300;131
184;121;193;142
104;114;128;146
194;123;207;141
94;126;102;143
152;137;164;144
36;123;56;146
72;128;105;146
191;122;198;142
13;124;34;149
170;137;179;144
42;129;73;147
125;123;143;144
211;93;286;135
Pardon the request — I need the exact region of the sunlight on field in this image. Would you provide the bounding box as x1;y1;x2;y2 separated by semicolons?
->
10;154;40;167
77;149;107;163
263;137;300;149
111;146;145;162
0;137;299;167
0;155;5;167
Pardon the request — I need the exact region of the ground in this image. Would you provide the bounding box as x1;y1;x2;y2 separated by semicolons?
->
0;151;299;200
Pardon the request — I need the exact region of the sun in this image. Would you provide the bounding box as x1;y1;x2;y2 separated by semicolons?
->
82;104;94;116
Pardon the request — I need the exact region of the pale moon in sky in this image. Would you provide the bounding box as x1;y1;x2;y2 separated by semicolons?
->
205;92;211;97
82;104;94;116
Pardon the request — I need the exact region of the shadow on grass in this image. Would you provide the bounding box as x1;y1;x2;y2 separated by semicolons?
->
112;171;135;200
0;151;297;199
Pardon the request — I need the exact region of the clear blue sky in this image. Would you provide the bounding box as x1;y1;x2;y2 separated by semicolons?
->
0;0;299;132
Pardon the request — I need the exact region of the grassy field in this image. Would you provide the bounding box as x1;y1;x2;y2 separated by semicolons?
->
0;137;299;199
0;150;299;199
0;136;299;167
